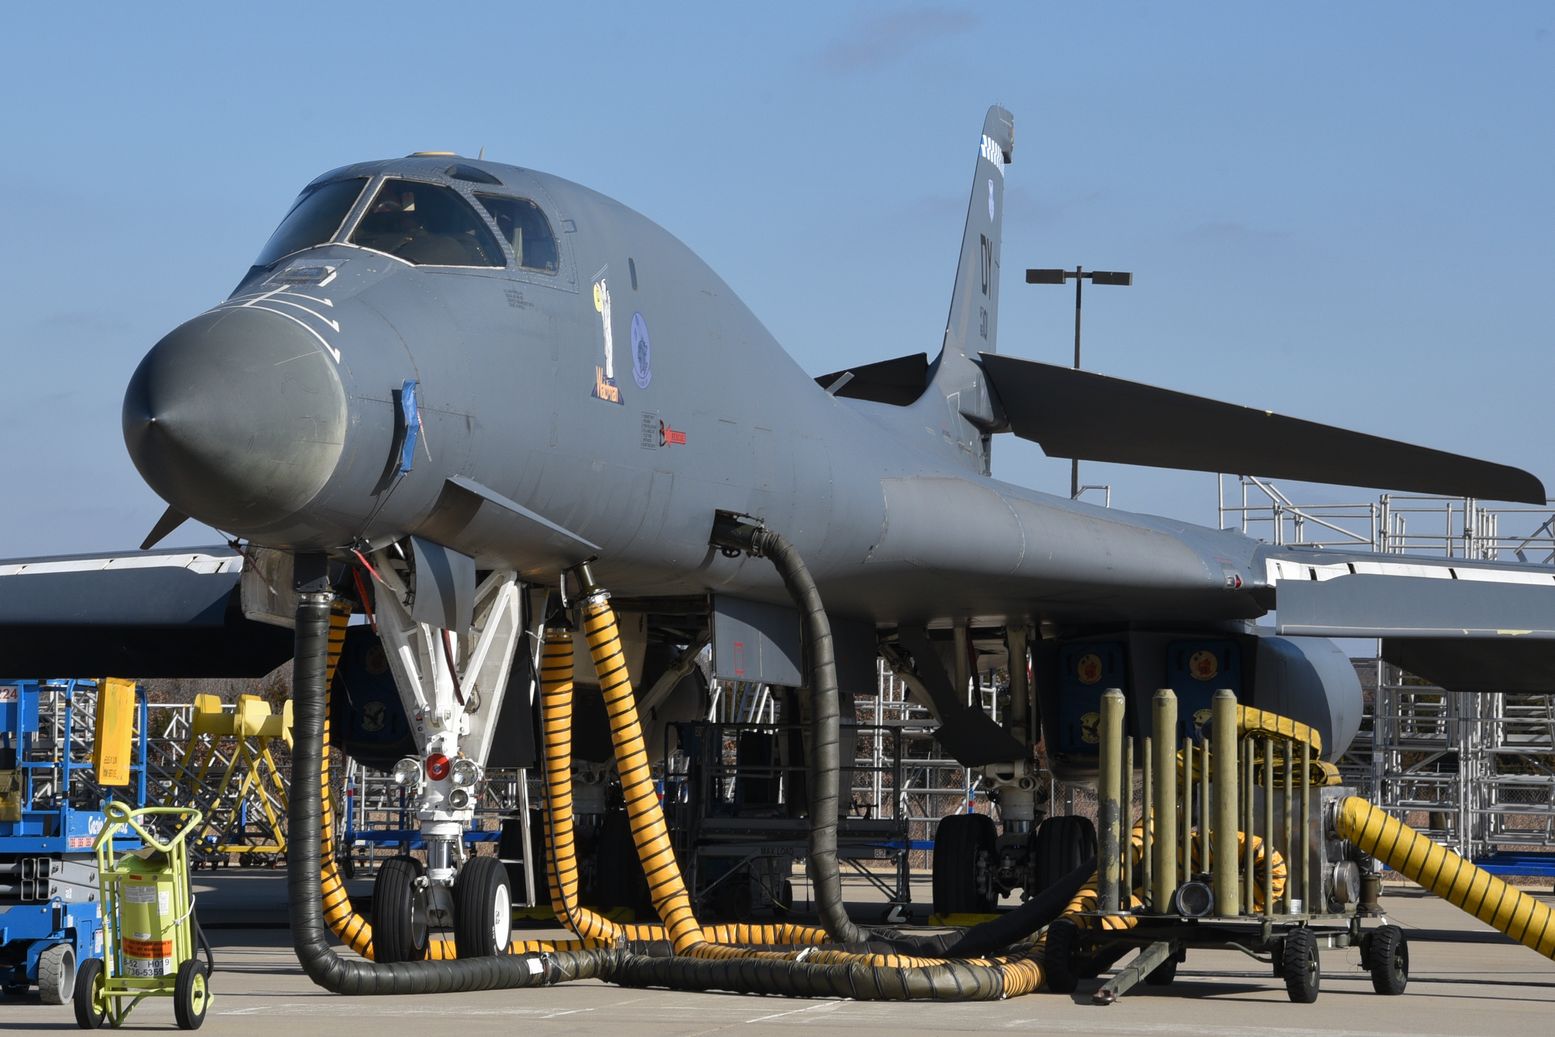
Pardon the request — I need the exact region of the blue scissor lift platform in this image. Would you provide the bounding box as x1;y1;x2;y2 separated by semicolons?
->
0;679;147;1003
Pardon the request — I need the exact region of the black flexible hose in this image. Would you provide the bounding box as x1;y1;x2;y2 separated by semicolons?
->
712;523;867;945
288;581;1057;999
938;858;1094;957
287;590;612;994
710;517;1081;957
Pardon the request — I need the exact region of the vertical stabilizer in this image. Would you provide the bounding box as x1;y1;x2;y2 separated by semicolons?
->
920;106;1012;473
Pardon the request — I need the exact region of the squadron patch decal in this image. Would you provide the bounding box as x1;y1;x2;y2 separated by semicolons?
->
591;275;623;404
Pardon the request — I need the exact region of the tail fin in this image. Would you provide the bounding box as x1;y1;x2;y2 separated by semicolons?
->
921;105;1012;471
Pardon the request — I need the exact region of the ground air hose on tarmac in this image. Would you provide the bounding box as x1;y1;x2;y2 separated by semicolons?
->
286;545;1112;998
1333;797;1555;960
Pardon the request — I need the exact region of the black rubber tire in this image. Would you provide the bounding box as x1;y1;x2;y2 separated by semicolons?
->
1270;939;1284;976
1043;918;1081;994
72;957;106;1029
1144;950;1181;986
37;942;75;1005
1282;928;1321;1004
454;855;513;958
931;812;997;914
372;855;429;963
591;809;653;913
173;959;209;1030
1030;815;1098;895
1367;924;1408;995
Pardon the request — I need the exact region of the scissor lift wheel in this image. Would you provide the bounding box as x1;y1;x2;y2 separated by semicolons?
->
38;942;76;1005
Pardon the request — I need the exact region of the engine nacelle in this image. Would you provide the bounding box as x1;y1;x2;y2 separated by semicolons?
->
1250;634;1362;761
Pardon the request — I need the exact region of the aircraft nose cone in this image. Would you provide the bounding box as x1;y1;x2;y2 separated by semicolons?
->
124;307;348;535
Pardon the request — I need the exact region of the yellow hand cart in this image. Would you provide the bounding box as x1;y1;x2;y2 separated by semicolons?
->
76;803;213;1029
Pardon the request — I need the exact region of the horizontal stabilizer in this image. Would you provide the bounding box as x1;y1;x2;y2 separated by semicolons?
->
1383;637;1555;694
815;352;928;406
979;354;1546;503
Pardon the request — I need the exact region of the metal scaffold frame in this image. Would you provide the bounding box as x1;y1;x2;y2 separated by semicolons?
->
1220;476;1555;868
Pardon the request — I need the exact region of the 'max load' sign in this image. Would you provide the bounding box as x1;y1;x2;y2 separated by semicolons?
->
92;678;136;786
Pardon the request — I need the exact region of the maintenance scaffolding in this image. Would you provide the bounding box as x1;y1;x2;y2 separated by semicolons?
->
1220;475;1555;869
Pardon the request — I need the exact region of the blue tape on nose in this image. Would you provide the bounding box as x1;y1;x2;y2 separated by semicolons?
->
400;379;420;474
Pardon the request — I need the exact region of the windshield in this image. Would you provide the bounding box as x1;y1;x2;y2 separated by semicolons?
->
350;179;504;267
253;178;366;267
475;194;559;273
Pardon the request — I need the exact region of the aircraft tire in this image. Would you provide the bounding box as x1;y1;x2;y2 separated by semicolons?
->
372;855;429;963
1029;815;1097;895
591;809;652;913
454;855;513;958
932;812;997;914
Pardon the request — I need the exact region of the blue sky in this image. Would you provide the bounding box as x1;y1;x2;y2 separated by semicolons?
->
2;3;1550;556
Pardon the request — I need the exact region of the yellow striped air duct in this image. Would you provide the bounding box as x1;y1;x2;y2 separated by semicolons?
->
315;601;605;960
300;579;1123;998
1334;797;1555;961
568;592;1124;997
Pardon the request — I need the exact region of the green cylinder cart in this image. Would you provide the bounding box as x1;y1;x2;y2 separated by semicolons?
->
76;803;211;1029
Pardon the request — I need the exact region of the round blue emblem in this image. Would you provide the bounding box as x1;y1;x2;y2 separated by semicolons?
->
631;312;652;389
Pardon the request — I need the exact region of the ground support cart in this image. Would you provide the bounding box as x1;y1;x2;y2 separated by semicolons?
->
76;803;210;1029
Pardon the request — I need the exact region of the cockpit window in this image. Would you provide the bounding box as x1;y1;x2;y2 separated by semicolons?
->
475;195;560;273
351;179;504;267
254;177;366;268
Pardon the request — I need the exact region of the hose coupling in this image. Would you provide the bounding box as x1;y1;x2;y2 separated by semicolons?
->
710;509;769;558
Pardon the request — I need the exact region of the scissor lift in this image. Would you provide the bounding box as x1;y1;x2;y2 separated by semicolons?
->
0;679;148;1003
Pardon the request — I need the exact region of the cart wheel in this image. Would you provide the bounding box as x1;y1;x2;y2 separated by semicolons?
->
38;942;76;1005
1043;918;1081;994
174;959;209;1030
932;812;997;914
454;855;513;958
1270;939;1284;976
373;855;430;962
1367;925;1408;995
1282;928;1321;1003
73;958;106;1029
1144;950;1181;986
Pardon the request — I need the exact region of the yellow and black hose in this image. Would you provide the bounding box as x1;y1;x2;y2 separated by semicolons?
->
289;583;614;994
1335;797;1555;961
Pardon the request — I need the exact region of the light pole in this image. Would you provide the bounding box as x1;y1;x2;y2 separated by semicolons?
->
1025;266;1133;499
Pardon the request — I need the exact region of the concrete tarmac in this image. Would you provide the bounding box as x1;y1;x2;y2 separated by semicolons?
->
4;873;1552;1035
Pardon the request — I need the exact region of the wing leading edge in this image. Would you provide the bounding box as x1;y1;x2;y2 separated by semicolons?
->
979;354;1546;504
